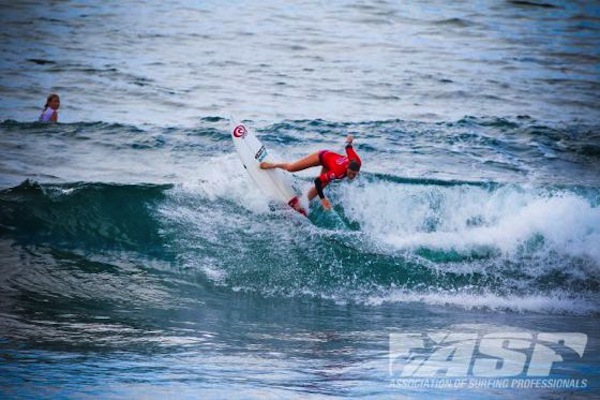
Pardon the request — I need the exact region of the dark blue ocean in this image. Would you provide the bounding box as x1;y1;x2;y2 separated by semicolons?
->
1;1;599;399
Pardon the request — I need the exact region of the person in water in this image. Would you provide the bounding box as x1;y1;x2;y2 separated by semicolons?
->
39;93;60;122
260;135;361;210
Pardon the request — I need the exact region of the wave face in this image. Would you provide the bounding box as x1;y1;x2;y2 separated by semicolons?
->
156;174;600;315
0;180;169;254
1;117;598;316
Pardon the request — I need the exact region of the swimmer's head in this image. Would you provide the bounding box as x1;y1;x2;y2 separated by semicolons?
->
45;94;60;110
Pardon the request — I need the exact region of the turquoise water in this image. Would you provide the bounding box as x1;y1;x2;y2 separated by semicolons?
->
1;1;600;399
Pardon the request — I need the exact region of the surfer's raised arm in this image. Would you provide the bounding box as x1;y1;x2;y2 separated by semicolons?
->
260;134;361;211
345;134;354;146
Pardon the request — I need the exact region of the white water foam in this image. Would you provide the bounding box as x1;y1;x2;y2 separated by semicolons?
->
338;181;600;266
365;289;599;315
158;154;313;284
179;152;273;214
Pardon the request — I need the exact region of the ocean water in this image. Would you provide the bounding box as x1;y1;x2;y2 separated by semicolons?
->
1;1;599;399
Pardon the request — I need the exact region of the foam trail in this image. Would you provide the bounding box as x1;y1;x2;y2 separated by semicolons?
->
339;181;600;266
366;289;599;315
180;153;272;214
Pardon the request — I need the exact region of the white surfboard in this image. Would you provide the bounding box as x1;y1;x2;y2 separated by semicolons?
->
231;122;308;217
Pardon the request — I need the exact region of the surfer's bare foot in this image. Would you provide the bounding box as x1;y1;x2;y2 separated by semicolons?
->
260;162;274;169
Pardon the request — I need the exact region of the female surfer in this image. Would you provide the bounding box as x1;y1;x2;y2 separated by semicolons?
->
260;135;361;210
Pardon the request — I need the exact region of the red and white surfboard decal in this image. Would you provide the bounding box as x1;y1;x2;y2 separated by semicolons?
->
233;125;247;138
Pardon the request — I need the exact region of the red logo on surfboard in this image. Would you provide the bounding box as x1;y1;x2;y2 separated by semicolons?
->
233;125;247;138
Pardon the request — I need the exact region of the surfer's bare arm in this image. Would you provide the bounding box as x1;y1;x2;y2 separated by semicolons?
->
345;135;353;146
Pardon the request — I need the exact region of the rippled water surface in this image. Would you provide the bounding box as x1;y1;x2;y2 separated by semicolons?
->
1;1;599;399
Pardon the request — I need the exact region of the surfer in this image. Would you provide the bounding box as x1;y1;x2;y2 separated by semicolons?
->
260;135;361;210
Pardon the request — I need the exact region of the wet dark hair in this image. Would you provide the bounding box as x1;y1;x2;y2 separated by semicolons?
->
349;160;361;172
43;93;59;110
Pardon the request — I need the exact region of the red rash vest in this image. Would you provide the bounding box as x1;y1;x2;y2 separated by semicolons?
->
314;145;361;198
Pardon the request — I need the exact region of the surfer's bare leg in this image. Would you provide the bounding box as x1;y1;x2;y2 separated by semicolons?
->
260;152;321;172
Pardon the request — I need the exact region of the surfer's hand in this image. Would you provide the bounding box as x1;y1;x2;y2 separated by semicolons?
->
345;135;353;145
321;198;332;211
